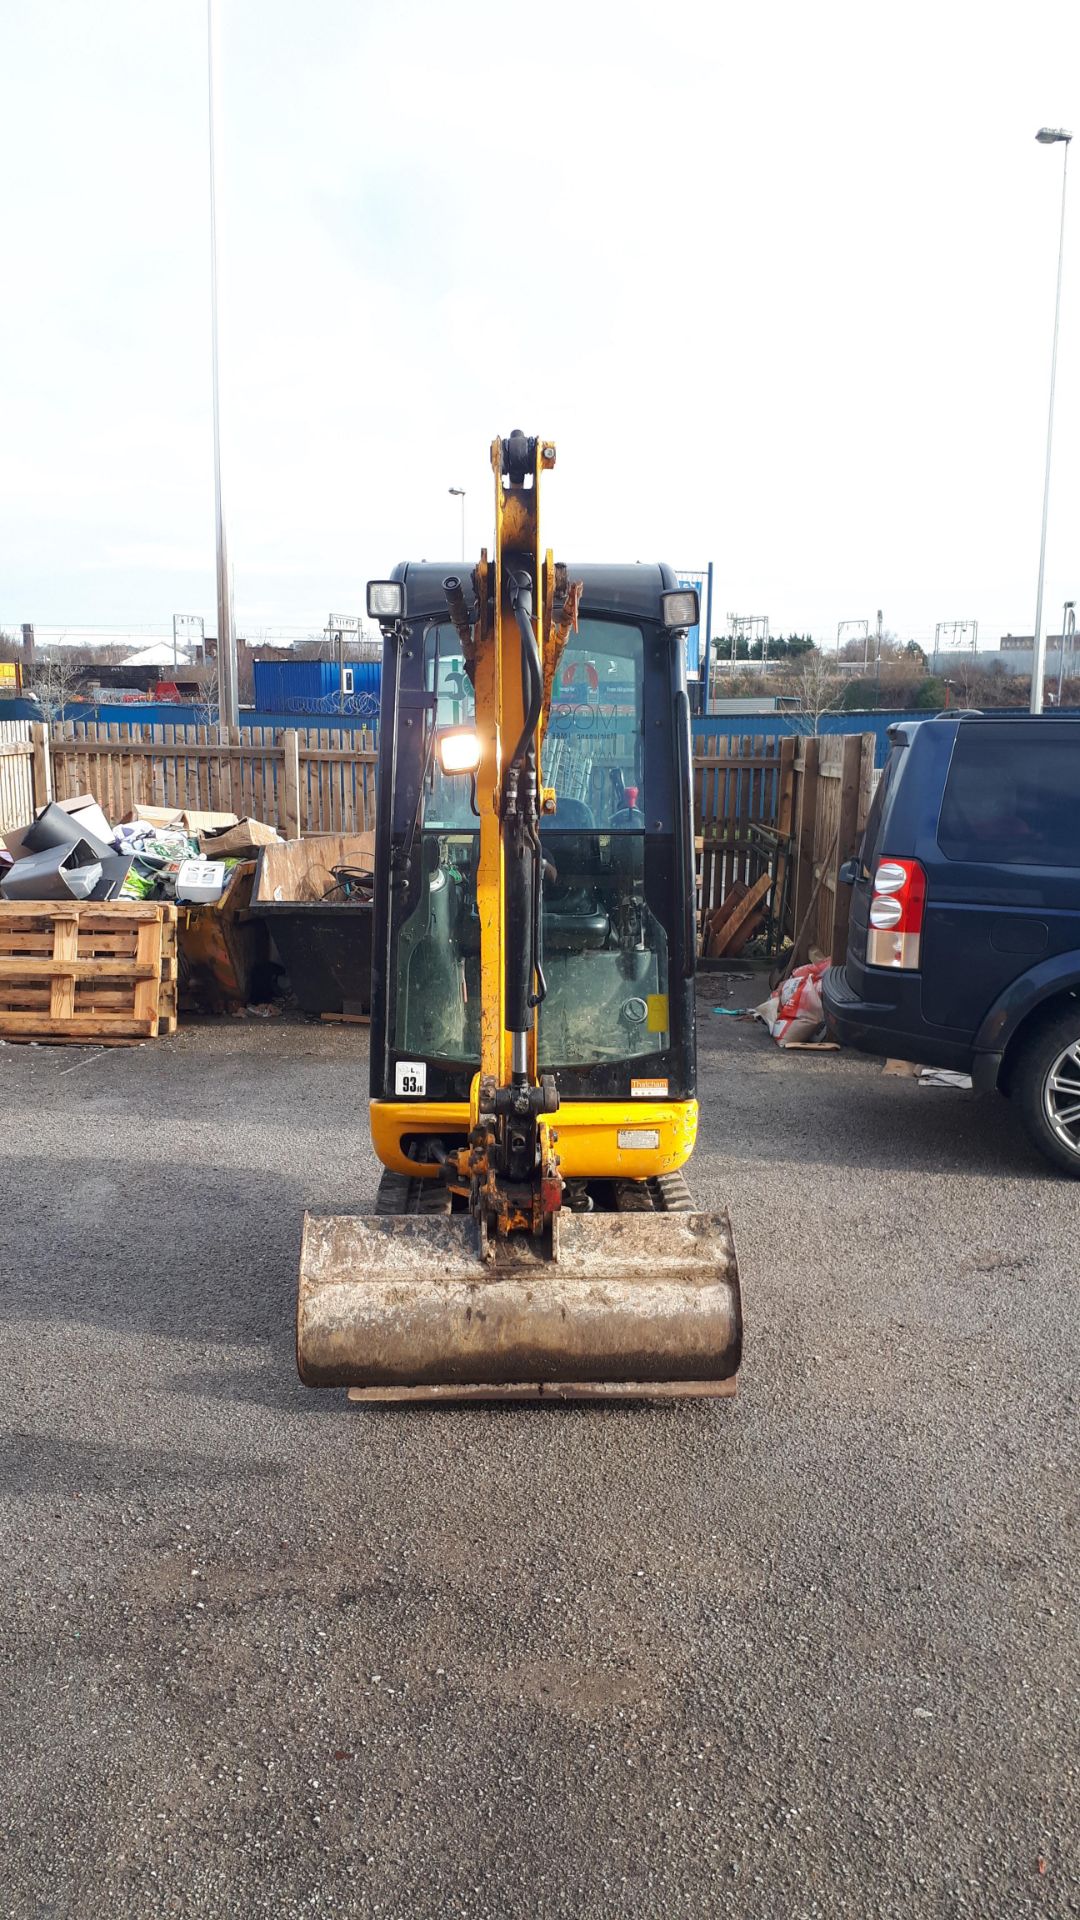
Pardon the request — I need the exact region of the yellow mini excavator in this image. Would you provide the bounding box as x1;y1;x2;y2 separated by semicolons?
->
296;431;742;1400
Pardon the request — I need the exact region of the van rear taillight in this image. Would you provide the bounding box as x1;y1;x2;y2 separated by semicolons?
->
867;858;925;969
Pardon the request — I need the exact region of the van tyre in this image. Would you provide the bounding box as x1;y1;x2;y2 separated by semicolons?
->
1013;1007;1080;1177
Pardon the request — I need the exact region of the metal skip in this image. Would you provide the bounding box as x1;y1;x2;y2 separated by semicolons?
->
296;1210;742;1392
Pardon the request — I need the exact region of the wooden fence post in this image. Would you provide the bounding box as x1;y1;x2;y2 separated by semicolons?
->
857;731;876;836
791;733;819;943
282;730;301;839
31;723;53;810
773;734;797;931
829;732;865;962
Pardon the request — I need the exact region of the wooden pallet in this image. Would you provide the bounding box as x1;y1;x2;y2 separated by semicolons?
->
0;901;178;1043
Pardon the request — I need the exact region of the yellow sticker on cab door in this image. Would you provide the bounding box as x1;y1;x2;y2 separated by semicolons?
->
646;994;669;1033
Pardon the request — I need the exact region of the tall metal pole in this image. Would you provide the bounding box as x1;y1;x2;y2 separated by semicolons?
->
1030;131;1072;715
705;561;714;715
208;0;239;729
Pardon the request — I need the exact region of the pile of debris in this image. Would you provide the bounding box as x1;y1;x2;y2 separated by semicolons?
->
1;795;281;907
0;798;378;1036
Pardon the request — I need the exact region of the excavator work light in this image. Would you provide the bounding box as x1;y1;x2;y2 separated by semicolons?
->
661;589;699;629
438;727;483;775
367;580;406;621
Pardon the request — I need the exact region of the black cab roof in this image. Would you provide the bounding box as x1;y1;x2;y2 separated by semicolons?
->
391;561;681;624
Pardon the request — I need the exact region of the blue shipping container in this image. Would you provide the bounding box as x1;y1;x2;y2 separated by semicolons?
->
252;659;382;715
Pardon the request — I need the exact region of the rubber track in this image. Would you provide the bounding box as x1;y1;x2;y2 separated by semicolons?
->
415;1179;454;1215
375;1168;454;1216
374;1169;412;1216
649;1171;695;1212
612;1179;655;1212
377;1167;694;1217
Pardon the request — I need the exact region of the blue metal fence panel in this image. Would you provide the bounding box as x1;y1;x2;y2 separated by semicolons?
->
7;695;1076;764
1;700;382;728
692;706;1080;764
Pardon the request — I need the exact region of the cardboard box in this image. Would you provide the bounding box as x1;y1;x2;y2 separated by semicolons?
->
179;810;239;833
119;807;239;832
198;817;281;860
119;804;185;829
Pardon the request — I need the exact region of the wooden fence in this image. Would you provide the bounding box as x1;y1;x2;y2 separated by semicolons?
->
4;718;877;963
694;730;876;963
41;722;378;840
789;732;877;965
0;721;36;835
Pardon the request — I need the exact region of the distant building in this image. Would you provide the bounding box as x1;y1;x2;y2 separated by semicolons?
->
121;642;193;669
707;695;802;714
999;634;1077;678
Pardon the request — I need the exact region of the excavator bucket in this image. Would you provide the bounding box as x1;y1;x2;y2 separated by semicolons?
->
297;1209;741;1399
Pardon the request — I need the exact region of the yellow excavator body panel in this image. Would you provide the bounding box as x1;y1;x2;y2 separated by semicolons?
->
369;1098;698;1181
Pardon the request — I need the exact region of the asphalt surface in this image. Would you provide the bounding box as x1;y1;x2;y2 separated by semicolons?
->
1;988;1077;1919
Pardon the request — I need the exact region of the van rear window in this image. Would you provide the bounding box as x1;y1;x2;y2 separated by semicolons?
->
938;728;1080;867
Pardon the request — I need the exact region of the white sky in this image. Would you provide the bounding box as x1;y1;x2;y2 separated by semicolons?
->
1;0;1077;649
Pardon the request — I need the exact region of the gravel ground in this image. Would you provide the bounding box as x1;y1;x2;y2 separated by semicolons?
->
1;988;1077;1919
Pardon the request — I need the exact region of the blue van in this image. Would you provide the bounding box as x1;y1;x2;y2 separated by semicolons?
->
822;715;1080;1175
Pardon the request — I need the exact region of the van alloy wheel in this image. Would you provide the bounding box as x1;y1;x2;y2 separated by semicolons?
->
1012;1009;1080;1178
1043;1040;1080;1158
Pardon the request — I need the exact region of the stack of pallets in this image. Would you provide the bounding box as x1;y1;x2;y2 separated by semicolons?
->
0;901;178;1044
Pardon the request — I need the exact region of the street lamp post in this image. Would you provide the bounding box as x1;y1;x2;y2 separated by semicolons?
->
448;487;466;562
1030;126;1072;716
207;0;239;729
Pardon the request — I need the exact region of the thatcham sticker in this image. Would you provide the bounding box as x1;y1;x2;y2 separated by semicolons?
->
630;1077;668;1098
395;1062;427;1096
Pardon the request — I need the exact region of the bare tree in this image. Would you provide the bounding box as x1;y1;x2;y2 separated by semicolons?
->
792;650;846;733
25;649;81;723
193;660;221;729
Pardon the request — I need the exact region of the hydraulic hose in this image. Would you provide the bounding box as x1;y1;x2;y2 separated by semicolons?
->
506;572;543;774
502;570;545;1036
528;809;547;1007
442;574;474;659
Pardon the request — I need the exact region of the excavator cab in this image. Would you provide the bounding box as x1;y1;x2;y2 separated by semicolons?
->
297;434;741;1399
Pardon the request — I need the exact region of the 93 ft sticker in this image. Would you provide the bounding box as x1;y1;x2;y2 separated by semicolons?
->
394;1061;427;1097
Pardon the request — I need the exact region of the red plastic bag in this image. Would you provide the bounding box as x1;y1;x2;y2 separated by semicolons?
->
772;960;829;1046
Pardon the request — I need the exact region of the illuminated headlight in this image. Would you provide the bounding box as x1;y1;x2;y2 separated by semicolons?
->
661;588;699;629
366;580;406;620
438;727;483;775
